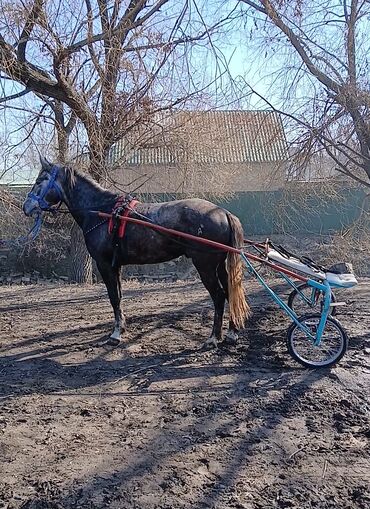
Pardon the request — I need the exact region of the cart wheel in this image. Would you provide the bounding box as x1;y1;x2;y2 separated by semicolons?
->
288;283;337;316
287;313;348;368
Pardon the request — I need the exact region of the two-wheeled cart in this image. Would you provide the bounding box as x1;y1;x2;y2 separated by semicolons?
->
97;212;358;369
242;239;357;368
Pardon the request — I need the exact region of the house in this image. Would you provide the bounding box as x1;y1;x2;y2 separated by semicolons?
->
108;110;288;195
286;148;341;182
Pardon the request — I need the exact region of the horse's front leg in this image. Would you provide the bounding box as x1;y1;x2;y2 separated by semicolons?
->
97;261;125;346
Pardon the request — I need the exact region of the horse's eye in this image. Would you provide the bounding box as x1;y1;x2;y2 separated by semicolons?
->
36;175;47;184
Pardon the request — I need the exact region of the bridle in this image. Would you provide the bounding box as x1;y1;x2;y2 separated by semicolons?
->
24;165;109;237
2;167;62;247
27;165;64;212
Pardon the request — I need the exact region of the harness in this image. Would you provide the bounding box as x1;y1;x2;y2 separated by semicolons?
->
108;195;139;267
16;166;138;255
1;165;63;247
108;195;139;239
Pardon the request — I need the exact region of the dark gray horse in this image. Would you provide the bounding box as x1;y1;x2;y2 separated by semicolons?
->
23;157;250;347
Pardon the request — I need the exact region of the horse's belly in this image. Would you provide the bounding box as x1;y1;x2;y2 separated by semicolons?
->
122;230;184;265
124;250;183;265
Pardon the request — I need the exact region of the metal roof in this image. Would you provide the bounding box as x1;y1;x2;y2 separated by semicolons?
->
109;110;287;165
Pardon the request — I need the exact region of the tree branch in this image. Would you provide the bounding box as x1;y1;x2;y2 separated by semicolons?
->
17;0;44;62
0;87;31;104
244;80;370;184
65;0;168;54
0;34;96;132
239;0;342;94
346;0;358;85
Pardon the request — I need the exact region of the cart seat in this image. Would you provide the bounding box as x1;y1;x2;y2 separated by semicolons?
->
267;249;358;287
267;249;326;279
325;271;358;288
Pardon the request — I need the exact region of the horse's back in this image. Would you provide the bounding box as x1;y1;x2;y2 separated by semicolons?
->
140;197;232;243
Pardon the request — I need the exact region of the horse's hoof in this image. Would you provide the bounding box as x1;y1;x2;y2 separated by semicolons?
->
202;336;218;350
224;330;238;346
97;337;121;347
107;337;121;346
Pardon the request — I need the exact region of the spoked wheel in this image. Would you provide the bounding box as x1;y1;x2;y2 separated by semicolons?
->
288;283;336;316
287;313;348;368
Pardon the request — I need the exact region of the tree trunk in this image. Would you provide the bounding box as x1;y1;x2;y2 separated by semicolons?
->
52;103;92;283
89;140;111;182
56;125;68;163
69;222;92;284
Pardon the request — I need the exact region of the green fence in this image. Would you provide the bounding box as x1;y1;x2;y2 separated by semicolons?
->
140;187;368;235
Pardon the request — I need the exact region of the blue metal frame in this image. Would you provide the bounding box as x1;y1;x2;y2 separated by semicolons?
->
279;271;320;308
240;252;331;345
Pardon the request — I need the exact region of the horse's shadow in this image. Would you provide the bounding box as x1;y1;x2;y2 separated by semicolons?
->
0;295;338;509
0;297;293;402
4;315;330;509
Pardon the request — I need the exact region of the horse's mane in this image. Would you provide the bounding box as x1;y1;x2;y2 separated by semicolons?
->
63;165;108;193
63;165;77;190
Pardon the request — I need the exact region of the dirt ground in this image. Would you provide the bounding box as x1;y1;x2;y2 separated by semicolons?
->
0;277;369;509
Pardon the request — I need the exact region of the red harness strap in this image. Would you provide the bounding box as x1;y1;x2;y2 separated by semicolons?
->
108;197;139;239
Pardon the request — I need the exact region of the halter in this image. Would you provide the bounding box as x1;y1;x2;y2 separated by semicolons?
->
27;165;64;211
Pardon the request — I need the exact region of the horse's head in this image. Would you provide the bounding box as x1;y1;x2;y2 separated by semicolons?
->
23;156;65;217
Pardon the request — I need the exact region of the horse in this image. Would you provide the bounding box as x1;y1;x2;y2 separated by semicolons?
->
23;157;250;348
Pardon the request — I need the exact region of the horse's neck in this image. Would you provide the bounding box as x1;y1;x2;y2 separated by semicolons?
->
63;172;114;228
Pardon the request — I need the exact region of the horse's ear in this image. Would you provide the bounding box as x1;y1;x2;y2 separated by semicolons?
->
39;155;53;171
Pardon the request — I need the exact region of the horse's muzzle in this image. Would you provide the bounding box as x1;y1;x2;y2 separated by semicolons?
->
23;197;40;217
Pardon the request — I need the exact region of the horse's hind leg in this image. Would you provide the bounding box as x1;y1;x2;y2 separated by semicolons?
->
217;262;239;345
97;261;124;346
193;257;226;348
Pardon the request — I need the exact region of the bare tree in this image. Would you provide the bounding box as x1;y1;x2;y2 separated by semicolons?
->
0;0;235;281
237;0;370;188
0;0;234;175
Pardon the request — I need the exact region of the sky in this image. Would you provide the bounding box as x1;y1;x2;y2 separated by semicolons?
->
0;1;270;184
2;0;366;185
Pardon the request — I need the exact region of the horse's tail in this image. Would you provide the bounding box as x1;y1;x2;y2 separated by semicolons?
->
226;213;251;329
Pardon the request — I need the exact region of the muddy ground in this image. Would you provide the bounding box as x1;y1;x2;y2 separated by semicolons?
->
0;277;369;509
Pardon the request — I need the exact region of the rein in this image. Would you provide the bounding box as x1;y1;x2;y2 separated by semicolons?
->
2;165;64;248
0;212;43;248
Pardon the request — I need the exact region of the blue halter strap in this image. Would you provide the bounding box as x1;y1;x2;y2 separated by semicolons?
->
27;165;64;211
0;166;63;248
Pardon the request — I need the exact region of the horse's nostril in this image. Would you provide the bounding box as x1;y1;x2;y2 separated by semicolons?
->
23;200;37;217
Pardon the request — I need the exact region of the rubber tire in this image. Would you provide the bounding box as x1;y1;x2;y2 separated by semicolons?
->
287;313;348;369
288;283;337;316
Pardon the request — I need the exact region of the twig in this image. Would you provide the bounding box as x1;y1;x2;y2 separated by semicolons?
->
108;352;197;386
322;459;328;478
0;394;15;399
288;446;305;460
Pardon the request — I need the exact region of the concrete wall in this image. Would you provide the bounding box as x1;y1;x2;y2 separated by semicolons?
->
111;161;286;194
